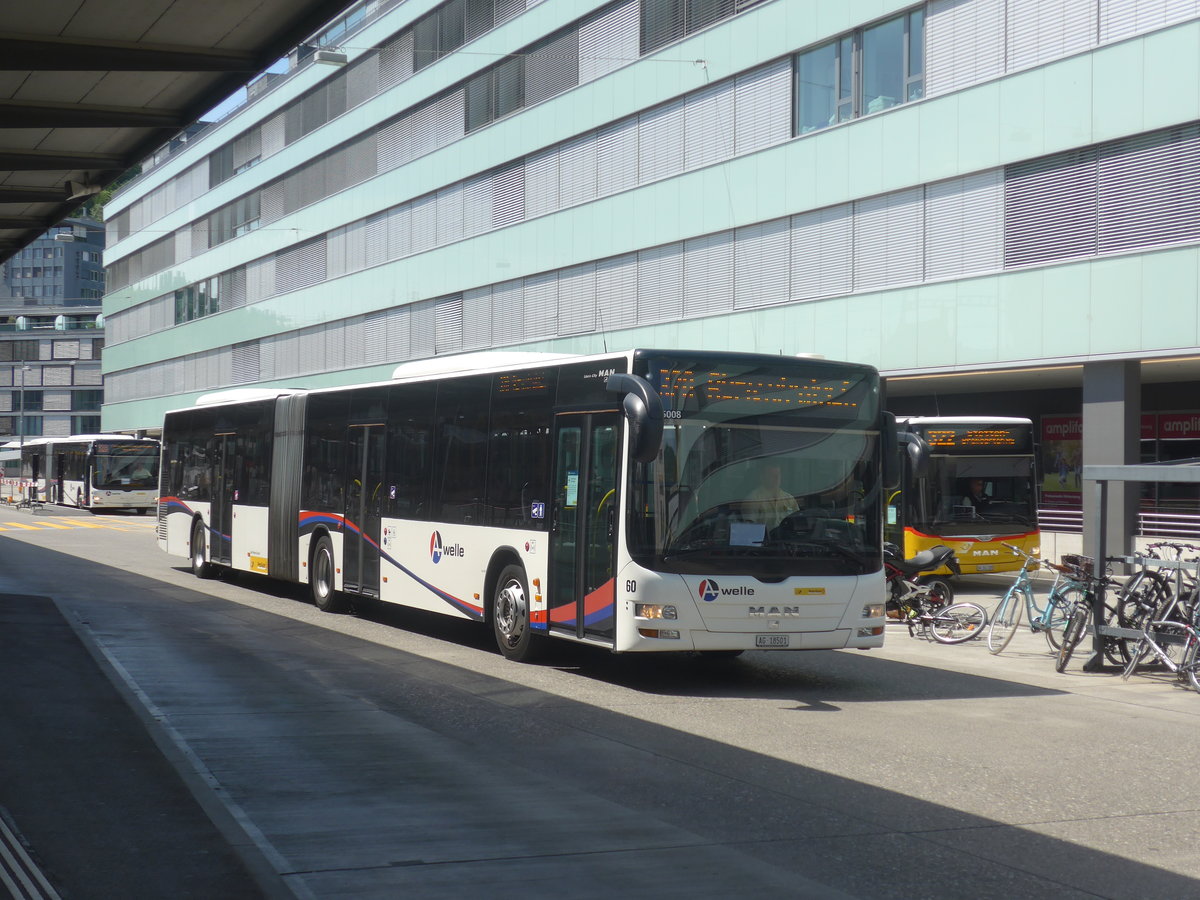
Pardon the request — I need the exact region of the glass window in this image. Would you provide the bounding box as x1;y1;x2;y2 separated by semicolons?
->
303;393;348;511
794;7;924;137
387;382;436;520
796;42;837;134
440;0;466;55
906;8;925;101
465;0;493;41
641;0;685;54
493;56;524;120
413;14;440;71
12;390;43;411
486;368;556;528
74;390;103;411
465;72;492;131
688;0;734;31
432;376;491;524
861;15;905;115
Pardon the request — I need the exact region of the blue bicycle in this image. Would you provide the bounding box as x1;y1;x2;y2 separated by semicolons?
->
986;543;1080;654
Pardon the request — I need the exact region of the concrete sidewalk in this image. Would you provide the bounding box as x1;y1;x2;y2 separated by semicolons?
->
0;593;281;899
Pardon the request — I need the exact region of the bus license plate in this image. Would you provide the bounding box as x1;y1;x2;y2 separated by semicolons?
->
976;564;994;573
756;634;789;648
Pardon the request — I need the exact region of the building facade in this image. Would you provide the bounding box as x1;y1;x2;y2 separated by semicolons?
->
0;218;106;441
101;0;1200;532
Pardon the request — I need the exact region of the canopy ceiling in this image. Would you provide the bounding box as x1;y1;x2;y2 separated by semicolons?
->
0;0;354;265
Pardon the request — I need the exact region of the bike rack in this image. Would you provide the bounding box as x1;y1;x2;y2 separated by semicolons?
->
1081;461;1200;671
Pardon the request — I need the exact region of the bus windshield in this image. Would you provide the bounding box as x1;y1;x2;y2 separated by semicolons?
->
921;455;1037;534
628;357;881;576
94;445;159;490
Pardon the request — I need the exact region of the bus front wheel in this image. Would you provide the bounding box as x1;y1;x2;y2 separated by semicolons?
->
310;535;347;613
493;565;538;662
191;520;215;579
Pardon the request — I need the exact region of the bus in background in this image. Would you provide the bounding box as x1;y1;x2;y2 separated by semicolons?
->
8;435;160;513
888;416;1038;579
159;349;898;661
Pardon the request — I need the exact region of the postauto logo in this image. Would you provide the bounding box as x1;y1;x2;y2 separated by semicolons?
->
429;531;464;564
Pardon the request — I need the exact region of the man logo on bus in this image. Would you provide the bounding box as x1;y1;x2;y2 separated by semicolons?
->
699;579;721;603
430;531;443;564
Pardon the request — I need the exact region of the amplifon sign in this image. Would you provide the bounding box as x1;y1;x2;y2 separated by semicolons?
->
1157;414;1200;440
1041;414;1160;442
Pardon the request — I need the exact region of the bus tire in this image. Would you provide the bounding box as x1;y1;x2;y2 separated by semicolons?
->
493;564;538;662
310;535;347;613
190;520;216;579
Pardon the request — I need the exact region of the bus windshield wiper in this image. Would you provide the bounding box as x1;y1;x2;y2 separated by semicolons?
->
769;537;866;566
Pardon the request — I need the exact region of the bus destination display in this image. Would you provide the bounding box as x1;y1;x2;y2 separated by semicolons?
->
920;425;1032;453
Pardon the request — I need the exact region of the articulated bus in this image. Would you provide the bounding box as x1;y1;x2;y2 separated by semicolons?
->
159;349;897;660
888;416;1039;577
3;435;160;512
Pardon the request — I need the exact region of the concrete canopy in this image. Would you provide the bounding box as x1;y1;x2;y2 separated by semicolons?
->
0;0;354;264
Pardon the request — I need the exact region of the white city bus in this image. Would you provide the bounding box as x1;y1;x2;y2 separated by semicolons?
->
158;350;897;660
4;435;160;512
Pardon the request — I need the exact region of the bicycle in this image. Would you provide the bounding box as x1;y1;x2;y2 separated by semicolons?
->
1120;584;1200;692
1113;542;1200;665
1054;555;1122;673
885;544;988;644
986;543;1079;654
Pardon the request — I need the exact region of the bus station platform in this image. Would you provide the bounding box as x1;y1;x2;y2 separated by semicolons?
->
0;592;277;899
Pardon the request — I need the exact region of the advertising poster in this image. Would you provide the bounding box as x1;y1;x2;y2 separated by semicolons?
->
1040;415;1081;507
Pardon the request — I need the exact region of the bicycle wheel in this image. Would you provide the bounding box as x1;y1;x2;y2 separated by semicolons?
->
1055;603;1089;673
930;602;988;644
1183;636;1200;694
920;577;954;608
986;587;1025;654
1037;584;1079;652
1115;571;1172;664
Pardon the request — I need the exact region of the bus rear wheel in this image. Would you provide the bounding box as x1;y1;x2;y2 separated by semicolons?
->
310;535;347;613
190;520;215;579
493;565;537;662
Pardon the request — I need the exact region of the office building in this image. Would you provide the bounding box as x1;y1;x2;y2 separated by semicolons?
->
1;218;106;440
102;0;1200;531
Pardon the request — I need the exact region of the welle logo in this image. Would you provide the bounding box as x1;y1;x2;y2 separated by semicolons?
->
429;531;464;564
699;579;754;602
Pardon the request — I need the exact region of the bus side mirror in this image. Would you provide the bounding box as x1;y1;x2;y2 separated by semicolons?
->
898;431;930;479
606;373;664;464
882;412;900;490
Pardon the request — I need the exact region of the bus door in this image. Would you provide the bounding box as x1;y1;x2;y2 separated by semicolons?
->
208;432;235;566
550;412;620;643
343;424;385;597
54;453;65;504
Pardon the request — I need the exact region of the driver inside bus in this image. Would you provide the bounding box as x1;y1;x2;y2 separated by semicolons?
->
962;478;990;512
745;463;799;529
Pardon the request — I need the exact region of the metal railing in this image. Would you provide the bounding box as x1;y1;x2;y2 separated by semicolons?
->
1039;507;1200;539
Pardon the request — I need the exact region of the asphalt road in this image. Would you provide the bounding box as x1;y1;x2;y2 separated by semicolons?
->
1;505;1198;899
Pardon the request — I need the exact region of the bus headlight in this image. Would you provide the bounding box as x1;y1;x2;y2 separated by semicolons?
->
635;603;677;620
862;603;885;619
637;628;681;639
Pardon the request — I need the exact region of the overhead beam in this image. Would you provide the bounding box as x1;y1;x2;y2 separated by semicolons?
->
0;101;188;130
0;35;260;72
0;150;127;171
0;216;49;229
0;186;70;203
